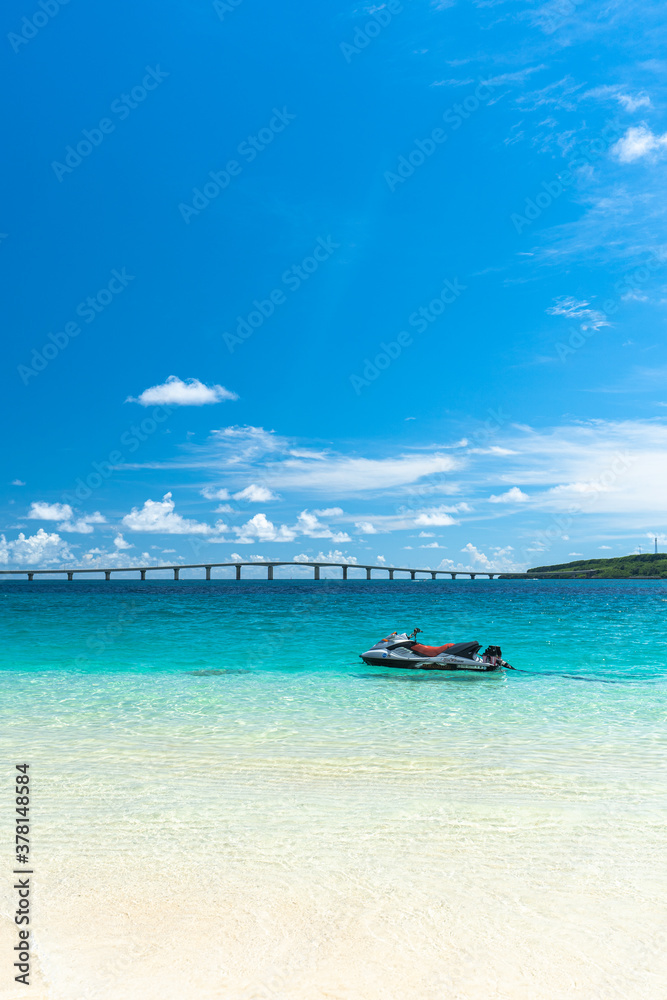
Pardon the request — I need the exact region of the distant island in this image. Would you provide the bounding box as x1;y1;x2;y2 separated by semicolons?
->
519;553;667;579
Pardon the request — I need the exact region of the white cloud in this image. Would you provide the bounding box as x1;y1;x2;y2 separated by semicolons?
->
210;426;285;464
0;529;75;566
58;513;107;534
127;376;238;407
233;484;279;502
11;479;25;486
414;507;457;527
546;297;611;331
122;493;226;535
229;510;351;546
436;543;525;573
294;550;358;564
295;510;350;543
28;502;106;534
584;85;651;113
568;552;584;556
201;486;230;500
114;534;132;550
599;545;612;549
214;504;235;514
488;487;529;504
232;513;296;544
29;502;73;520
355;521;379;534
80;544;150;568
611;125;667;163
265;452;459;494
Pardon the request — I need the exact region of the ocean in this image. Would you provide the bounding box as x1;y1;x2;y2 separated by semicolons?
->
1;579;665;999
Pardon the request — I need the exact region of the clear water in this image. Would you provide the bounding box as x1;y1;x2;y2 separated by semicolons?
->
1;580;665;1000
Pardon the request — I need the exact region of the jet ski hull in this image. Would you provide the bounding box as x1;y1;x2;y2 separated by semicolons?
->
360;652;500;671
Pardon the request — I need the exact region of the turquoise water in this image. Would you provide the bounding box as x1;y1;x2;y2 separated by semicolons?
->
1;580;666;1000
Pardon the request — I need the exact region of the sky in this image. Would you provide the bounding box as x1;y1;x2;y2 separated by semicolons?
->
3;0;667;574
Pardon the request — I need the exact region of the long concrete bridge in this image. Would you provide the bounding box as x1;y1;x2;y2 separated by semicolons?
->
0;560;503;582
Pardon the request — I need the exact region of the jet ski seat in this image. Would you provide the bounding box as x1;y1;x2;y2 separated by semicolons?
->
410;643;455;656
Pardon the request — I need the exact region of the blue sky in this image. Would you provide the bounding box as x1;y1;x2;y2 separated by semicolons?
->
3;0;667;574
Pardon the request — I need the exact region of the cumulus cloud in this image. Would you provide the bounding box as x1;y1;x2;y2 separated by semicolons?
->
436;543;525;573
201;486;230;500
295;510;350;543
11;479;25;486
611;125;667;163
0;529;75;566
294;550;358;564
28;502;106;534
414;506;457;527
488;487;529;503
233;484;279;502
113;534;132;550
355;521;379;534
127;376;238;407
58;513;107;534
232;513;296;544
29;502;73;521
79;544;151;568
122;493;226;535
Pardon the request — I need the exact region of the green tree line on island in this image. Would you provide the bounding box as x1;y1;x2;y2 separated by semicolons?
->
528;553;667;578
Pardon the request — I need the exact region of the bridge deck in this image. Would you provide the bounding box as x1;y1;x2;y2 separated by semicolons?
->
0;560;500;581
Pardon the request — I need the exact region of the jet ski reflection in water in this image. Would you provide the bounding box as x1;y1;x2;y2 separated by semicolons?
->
360;628;513;672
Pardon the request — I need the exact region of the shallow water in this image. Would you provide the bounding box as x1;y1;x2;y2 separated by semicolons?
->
1;580;665;999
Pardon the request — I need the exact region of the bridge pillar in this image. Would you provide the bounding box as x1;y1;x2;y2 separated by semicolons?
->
314;565;320;580
470;573;476;580
366;567;372;580
236;564;241;580
140;569;146;581
388;569;394;580
342;565;348;580
67;572;74;581
268;565;274;581
27;573;34;582
105;570;111;581
173;567;180;581
410;571;416;580
451;573;457;580
431;572;436;580
488;573;495;579
205;566;211;581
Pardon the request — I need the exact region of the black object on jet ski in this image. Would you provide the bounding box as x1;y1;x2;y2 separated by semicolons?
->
360;628;513;671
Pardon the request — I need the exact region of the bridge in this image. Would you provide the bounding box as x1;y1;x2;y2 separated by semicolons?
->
0;560;501;582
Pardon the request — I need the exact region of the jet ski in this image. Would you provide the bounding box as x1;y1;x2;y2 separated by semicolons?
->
360;629;513;672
